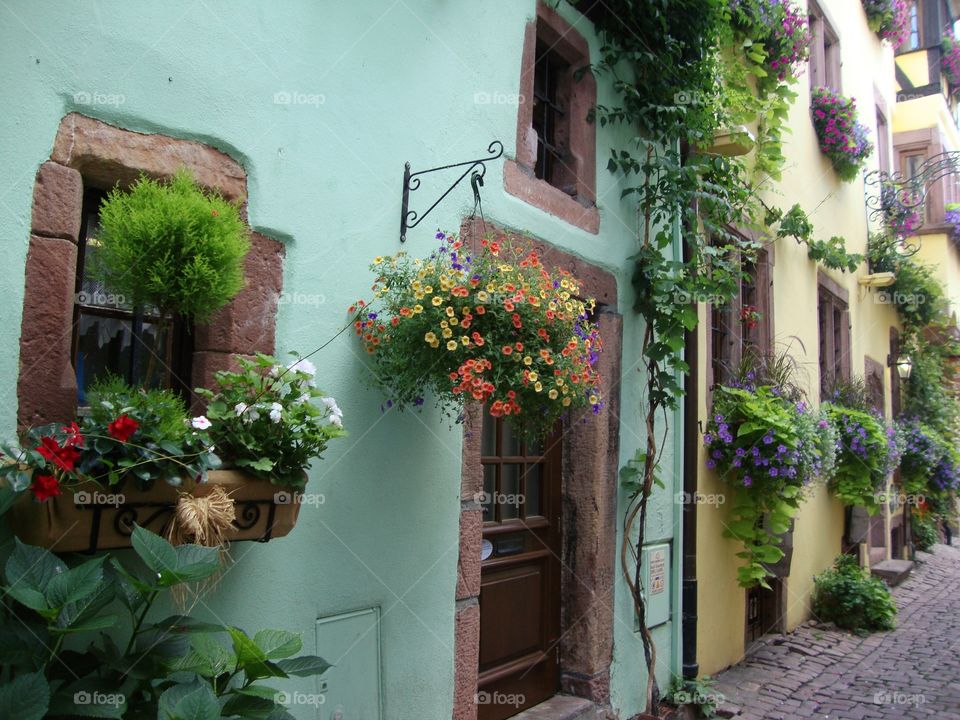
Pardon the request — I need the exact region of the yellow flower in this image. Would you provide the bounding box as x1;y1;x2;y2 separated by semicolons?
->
447;340;458;351
477;291;490;303
413;304;424;313
440;320;449;328
562;397;571;406
430;339;440;349
486;283;496;293
528;372;538;382
446;306;455;317
548;389;559;400
424;285;434;294
461;336;470;346
374;256;384;264
432;296;444;306
442;328;453;339
534;382;543;393
589;395;598;404
450;316;459;326
424;332;437;343
523;356;533;366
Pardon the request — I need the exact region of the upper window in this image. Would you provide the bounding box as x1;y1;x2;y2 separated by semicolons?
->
818;279;850;400
709;248;772;390
876;106;891;173
809;1;841;92
71;189;193;405
905;3;921;51
504;2;598;233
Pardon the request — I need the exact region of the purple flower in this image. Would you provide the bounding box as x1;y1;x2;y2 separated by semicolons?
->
706;459;717;469
743;475;753;487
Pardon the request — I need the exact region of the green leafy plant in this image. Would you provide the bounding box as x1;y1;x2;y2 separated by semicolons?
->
0;524;329;719
196;353;345;489
811;554;897;633
0;378;219;505
769;204;862;272
705;382;833;587
911;511;939;551
95;168;249;322
823;403;898;513
666;674;723;718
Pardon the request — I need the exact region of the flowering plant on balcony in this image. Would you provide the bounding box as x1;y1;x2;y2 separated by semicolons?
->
705;378;836;587
862;0;913;48
880;181;924;238
823;402;899;512
0;379;219;504
942;32;960;92
196;353;346;489
728;0;811;82
811;87;874;181
945;203;960;240
354;231;603;440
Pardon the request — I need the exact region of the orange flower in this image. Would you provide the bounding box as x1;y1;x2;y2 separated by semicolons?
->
502;346;513;355
475;305;486;315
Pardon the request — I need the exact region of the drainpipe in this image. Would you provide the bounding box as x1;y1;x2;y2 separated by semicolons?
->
680;141;699;680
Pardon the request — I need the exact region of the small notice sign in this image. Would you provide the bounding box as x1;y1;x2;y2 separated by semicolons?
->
649;548;666;595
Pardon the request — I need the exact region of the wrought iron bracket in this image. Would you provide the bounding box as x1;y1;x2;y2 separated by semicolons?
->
400;140;504;242
864;151;960;256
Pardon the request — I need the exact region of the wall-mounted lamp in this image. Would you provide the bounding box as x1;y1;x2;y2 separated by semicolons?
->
888;353;913;380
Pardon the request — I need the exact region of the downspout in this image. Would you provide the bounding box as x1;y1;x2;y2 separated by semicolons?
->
680;142;700;680
671;181;685;679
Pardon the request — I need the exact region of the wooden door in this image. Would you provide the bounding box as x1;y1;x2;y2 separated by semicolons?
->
477;409;561;720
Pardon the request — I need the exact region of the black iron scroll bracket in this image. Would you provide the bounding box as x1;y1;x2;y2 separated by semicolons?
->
400;140;504;242
864;151;960;257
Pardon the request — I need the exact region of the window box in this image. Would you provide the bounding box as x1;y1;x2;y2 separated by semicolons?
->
7;469;302;553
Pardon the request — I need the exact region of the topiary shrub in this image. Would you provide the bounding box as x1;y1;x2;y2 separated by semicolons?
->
95;168;250;321
811;554;897;633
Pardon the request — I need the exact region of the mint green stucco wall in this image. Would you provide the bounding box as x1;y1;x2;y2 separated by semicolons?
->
0;2;682;717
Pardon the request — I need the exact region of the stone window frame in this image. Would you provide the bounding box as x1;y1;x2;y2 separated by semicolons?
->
18;113;284;429
504;2;600;234
451;218;621;719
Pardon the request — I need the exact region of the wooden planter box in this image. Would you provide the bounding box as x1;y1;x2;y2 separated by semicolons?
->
9;470;301;553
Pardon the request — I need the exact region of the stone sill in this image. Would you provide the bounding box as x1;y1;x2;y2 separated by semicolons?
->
504;160;600;234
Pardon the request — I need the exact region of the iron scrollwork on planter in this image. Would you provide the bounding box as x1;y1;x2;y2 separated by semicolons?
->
864;151;960;256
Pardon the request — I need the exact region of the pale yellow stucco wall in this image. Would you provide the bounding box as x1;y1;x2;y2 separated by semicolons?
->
915;233;960;322
897;49;931;88
696;0;902;675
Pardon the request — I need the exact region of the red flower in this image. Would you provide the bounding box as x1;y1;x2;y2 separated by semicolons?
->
60;422;84;448
108;414;139;443
36;436;80;472
30;474;61;502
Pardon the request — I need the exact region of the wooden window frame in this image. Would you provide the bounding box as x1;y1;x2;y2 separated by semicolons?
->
817;272;851;400
809;0;842;92
706;244;774;396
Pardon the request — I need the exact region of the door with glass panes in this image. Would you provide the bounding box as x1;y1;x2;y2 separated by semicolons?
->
477;409;561;720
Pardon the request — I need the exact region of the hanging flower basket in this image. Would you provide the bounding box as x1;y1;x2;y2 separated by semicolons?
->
352;231;603;440
862;0;913;48
7;469;302;553
811;87;874;182
823;402;899;513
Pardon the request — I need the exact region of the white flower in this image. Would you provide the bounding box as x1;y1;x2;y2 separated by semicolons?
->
234;402;249;416
321;396;342;418
191;415;212;430
287;358;317;378
329;414;343;429
269;402;283;423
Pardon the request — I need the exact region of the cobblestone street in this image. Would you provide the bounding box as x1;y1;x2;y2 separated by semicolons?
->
713;544;960;719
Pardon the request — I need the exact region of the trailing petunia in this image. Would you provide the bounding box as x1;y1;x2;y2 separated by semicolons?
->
824;403;899;512
862;0;913;47
811;87;874;182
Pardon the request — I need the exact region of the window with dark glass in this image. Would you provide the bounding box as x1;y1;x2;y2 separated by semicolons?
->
906;3;921;51
480;409;547;524
71;189;193;405
818;284;850;399
709;248;772;390
532;42;573;194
